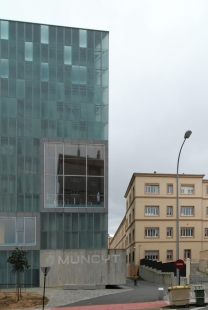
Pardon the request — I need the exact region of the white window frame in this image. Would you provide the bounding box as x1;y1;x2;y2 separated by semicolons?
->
167;227;173;237
145;228;159;237
145;206;159;216
145;251;159;260
181;186;194;194
167;250;173;260
167;206;173;216
184;249;191;259
167;185;173;194
145;185;159;194
181;228;194;237
181;207;194;216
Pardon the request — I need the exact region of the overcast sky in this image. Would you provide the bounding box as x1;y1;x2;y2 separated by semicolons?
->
1;0;208;235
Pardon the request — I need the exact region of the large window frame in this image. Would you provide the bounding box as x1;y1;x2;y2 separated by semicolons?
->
181;206;194;216
145;228;159;237
145;185;159;194
145;206;159;216
0;217;36;246
44;142;105;208
181;228;194;237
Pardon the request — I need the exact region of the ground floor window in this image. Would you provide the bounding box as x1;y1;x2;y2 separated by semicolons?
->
145;251;159;260
167;250;173;260
184;249;191;259
0;217;36;246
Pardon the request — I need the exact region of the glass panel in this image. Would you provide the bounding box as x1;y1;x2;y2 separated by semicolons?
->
72;66;79;84
80;66;86;84
64;46;71;65
102;32;109;49
64;144;86;175
25;42;33;61
41;63;48;81
64;176;86;206
79;30;87;47
1;59;8;78
56;83;64;101
25;218;35;245
87;177;104;207
17;80;25;99
45;175;56;207
87;145;104;176
72;214;78;231
94;214;100;231
79;214;86;231
0;218;15;245
41;25;48;44
1;21;9;39
64;213;71;231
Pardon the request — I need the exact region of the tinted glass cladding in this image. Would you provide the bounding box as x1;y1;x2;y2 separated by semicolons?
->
0;20;109;213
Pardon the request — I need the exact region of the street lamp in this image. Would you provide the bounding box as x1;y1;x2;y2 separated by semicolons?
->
176;130;192;285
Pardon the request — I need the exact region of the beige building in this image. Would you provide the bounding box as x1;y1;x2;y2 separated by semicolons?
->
110;173;208;277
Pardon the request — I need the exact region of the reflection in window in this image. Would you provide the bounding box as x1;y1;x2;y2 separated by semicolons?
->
64;46;71;64
1;21;8;39
41;63;49;81
45;143;105;208
41;25;48;43
79;29;87;47
25;42;33;61
0;217;36;245
1;59;8;78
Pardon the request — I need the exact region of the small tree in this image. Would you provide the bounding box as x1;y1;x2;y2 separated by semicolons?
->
7;247;30;301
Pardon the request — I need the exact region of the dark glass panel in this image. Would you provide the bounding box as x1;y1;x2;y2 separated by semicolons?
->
17;42;24;61
25;23;33;41
1;40;8;58
64;65;71;84
1;79;8;97
65;27;71;46
41;44;48;62
9;40;16;59
80;48;86;66
9;21;16;40
49;45;56;64
17;22;24;41
41;82;48;100
33;43;40;63
17;99;24;118
57;27;64;45
49;65;56;83
48;83;56;100
9;61;16;79
64;176;86;207
87;177;104;207
87;30;94;48
25;81;32;99
49;26;56;44
72;29;79;47
87;49;94;68
25;62;33;81
33;24;40;42
57;66;63;82
17;61;24;79
72;48;79;65
33;83;40;100
57;46;64;65
95;31;101;50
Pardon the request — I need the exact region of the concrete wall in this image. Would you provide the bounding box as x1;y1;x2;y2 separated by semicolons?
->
139;266;188;286
40;249;126;288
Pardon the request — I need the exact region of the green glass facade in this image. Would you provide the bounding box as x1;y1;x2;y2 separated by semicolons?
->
0;20;109;287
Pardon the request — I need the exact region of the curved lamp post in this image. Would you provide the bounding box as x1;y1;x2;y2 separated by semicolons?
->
176;130;192;285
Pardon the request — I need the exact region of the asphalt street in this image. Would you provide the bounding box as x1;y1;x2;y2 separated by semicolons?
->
59;278;169;308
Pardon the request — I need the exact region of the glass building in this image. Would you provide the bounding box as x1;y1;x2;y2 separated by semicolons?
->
0;20;109;286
